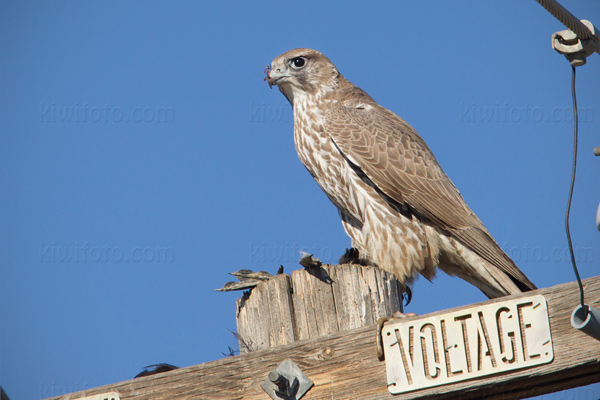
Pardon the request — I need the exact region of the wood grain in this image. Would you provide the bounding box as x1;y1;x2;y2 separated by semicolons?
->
47;276;600;400
237;264;404;352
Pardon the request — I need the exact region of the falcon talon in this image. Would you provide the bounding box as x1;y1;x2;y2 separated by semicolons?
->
403;286;412;307
338;247;373;266
339;247;359;264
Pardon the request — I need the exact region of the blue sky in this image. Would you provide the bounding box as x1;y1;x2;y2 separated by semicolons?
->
1;1;599;399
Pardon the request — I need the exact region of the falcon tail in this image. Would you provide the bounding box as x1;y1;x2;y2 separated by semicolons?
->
450;227;537;299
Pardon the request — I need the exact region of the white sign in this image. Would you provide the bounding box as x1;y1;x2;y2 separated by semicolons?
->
382;295;553;394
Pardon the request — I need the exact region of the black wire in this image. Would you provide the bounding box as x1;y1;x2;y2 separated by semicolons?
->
565;65;587;314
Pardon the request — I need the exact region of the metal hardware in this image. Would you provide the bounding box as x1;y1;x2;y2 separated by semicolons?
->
262;359;313;400
552;20;598;66
572;304;600;341
382;295;553;394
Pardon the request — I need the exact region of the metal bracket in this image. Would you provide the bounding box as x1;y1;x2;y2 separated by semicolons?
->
262;359;313;400
552;20;598;66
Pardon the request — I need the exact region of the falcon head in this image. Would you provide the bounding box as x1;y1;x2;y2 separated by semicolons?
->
266;48;339;104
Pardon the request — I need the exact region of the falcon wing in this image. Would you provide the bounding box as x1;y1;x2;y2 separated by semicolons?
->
324;102;476;230
324;101;536;291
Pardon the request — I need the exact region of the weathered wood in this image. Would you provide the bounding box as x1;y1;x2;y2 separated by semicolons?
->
47;276;600;400
235;273;296;352
236;264;404;352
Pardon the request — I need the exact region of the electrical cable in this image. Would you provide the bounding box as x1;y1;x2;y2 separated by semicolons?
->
565;65;587;314
535;0;599;44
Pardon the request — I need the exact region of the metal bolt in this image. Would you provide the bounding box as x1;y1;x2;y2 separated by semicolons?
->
261;359;312;400
269;371;291;396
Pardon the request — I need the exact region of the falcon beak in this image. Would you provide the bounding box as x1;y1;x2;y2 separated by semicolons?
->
268;72;274;89
266;66;288;89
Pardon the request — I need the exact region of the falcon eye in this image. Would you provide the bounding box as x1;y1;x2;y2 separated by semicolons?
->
290;57;307;69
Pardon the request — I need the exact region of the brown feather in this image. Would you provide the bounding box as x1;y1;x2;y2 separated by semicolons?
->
323;80;535;290
267;48;536;298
